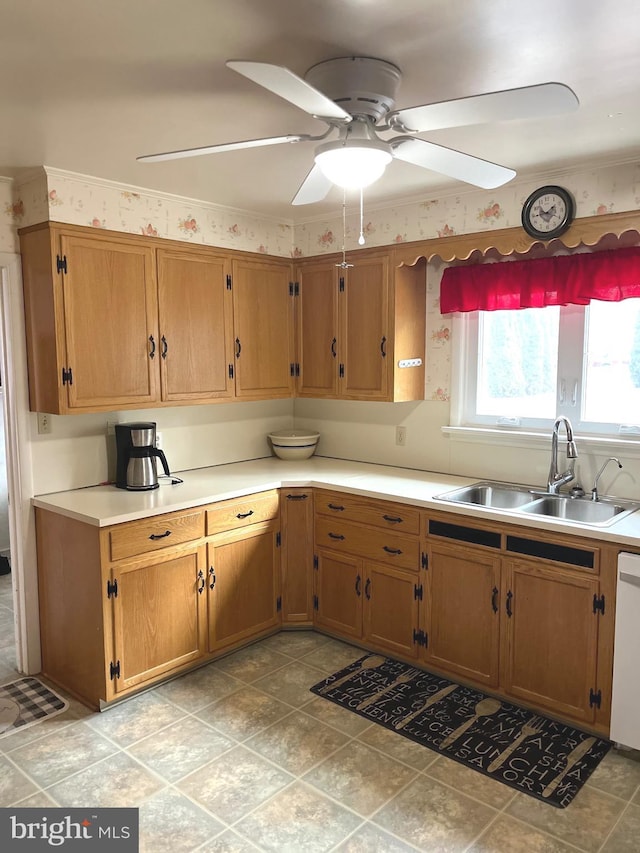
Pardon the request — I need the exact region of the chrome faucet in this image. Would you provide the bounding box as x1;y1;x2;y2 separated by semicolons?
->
547;416;578;494
591;457;622;501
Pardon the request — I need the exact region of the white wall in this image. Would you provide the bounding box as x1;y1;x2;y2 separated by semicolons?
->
30;400;294;495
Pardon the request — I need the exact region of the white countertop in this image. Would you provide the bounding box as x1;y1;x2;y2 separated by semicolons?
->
32;456;640;547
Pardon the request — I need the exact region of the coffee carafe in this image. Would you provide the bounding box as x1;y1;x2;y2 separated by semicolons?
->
115;422;171;490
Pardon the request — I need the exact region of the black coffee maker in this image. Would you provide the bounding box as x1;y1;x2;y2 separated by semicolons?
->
115;422;171;490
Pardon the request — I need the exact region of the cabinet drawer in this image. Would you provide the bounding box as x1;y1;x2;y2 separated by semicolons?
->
315;490;420;535
108;509;204;562
206;490;279;534
315;517;420;571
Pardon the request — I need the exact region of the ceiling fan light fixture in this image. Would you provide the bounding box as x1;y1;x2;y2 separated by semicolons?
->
315;139;392;189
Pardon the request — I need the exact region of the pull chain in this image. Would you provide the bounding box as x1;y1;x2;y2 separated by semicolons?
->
336;188;354;269
358;187;365;245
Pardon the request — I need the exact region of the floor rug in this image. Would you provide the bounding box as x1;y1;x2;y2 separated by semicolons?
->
0;677;69;738
310;654;611;808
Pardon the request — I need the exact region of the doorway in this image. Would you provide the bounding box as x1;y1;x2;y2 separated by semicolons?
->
0;253;39;679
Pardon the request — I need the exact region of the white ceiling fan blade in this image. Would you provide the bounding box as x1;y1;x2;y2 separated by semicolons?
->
392;137;515;189
227;60;352;123
389;82;579;133
291;164;333;205
137;134;311;163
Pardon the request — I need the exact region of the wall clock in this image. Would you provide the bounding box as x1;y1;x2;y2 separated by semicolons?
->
521;185;575;239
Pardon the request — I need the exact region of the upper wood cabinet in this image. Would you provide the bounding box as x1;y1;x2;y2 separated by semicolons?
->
295;251;426;401
20;223;160;413
156;248;234;402
231;256;295;399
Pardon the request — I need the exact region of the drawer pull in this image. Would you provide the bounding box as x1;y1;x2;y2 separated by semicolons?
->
382;515;403;524
328;532;345;540
286;494;309;501
365;578;371;600
209;566;216;590
355;574;361;596
327;503;345;512
383;546;403;555
236;510;254;519
197;570;205;595
149;530;172;540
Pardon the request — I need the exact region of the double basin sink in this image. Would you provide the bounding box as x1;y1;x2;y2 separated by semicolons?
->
434;481;640;527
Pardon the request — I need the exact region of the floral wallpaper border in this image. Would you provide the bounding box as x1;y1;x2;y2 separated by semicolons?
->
3;160;640;401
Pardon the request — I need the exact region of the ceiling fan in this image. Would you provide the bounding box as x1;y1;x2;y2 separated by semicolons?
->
137;56;579;205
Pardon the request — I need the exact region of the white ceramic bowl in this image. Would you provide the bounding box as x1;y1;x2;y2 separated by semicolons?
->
267;430;320;460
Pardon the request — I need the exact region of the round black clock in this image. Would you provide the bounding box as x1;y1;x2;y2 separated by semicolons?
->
521;185;575;239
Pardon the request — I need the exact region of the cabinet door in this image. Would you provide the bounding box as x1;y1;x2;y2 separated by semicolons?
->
364;562;420;659
340;255;390;400
424;542;501;688
314;549;363;640
296;261;338;397
157;249;234;401
111;545;207;694
207;522;281;652
60;233;160;410
501;559;600;724
280;489;314;625
232;258;295;398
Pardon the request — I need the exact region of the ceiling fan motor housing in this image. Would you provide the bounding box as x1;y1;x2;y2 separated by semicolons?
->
305;56;401;122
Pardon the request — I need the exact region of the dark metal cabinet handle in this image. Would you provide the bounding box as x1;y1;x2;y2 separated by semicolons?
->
331;337;337;358
149;529;171;540
380;336;387;357
328;532;345;540
355;574;361;596
209;566;216;590
491;586;499;613
383;546;402;555
197;570;205;594
236;510;254;519
235;337;241;357
161;335;168;359
382;515;403;524
148;335;156;359
286;494;308;501
327;503;345;512
365;578;371;600
506;590;513;618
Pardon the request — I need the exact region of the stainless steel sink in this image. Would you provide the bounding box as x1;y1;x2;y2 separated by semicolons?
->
434;482;540;509
520;496;635;525
434;481;640;527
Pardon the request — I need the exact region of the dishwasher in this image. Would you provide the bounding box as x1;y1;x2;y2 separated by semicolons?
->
610;552;640;750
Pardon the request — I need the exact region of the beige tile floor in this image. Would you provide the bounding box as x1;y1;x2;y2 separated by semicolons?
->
1;572;640;852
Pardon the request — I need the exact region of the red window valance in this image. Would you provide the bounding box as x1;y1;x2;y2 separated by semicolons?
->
440;246;640;313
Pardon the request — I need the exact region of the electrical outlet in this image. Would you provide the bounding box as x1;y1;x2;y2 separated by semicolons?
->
155;432;162;450
37;412;52;435
396;426;407;446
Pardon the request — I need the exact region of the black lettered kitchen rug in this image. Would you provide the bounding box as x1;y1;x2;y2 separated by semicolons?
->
310;655;610;808
0;677;69;738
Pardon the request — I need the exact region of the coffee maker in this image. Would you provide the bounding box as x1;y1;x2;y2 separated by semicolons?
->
115;422;171;490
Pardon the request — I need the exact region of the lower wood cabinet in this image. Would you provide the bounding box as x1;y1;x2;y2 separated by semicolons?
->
207;521;281;652
500;558;600;725
110;545;208;694
314;549;421;658
280;489;314;625
423;541;501;688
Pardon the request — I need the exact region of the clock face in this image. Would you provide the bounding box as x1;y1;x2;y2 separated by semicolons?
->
522;186;574;239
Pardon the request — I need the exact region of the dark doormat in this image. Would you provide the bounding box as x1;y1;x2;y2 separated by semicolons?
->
0;677;69;738
310;654;610;808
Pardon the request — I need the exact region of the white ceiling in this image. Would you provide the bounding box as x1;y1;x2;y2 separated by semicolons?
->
2;0;640;220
